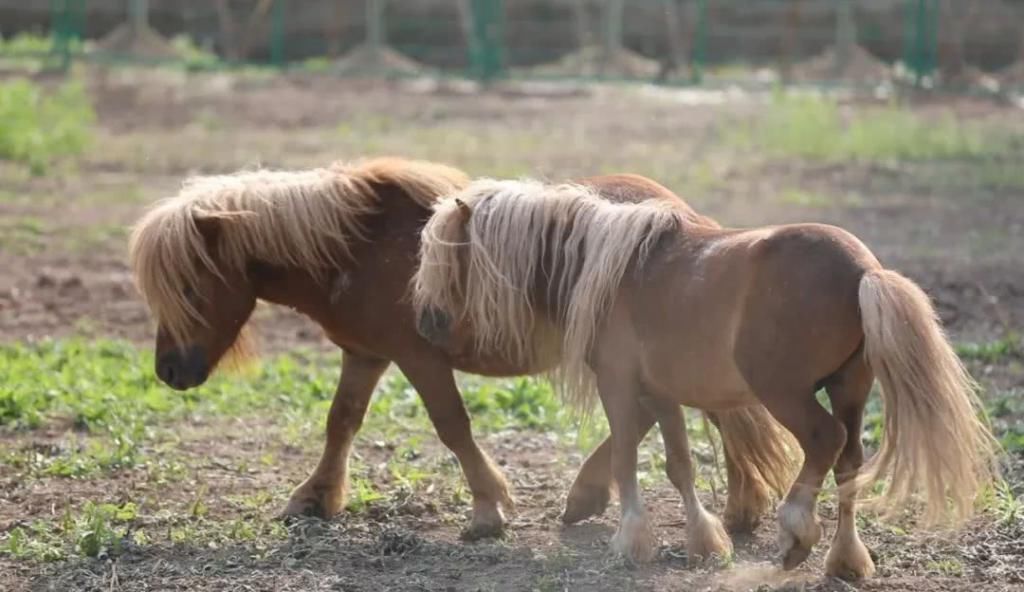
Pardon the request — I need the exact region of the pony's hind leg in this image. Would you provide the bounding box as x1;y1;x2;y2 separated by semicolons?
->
396;354;512;540
654;402;732;562
562;406;656;525
564;408;779;533
757;389;847;570
283;353;389;518
596;369;658;563
823;354;876;581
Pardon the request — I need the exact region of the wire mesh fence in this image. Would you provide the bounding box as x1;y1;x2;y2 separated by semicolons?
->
1;0;1023;93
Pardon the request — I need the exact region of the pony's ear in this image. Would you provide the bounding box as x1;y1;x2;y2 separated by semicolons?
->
454;198;472;222
192;207;227;241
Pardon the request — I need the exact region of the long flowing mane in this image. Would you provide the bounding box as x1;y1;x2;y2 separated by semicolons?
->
130;157;469;346
414;178;684;409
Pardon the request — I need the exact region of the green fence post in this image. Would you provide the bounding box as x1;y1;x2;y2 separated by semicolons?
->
270;0;286;68
691;0;708;84
468;0;504;83
925;0;938;80
598;0;622;72
50;0;74;72
904;0;939;87
366;0;385;51
129;0;148;30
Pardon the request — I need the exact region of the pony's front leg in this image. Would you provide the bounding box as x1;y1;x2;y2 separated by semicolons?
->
283;353;389;518
565;408;782;534
396;354;513;540
652;402;732;562
596;369;658;563
562;407;655;524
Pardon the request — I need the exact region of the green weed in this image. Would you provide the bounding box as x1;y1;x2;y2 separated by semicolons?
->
0;215;47;254
956;335;1022;364
978;479;1023;524
170;35;221;70
1;501;138;561
926;558;965;577
729;93;1003;162
0;33;82;72
0;78;94;174
346;477;386;513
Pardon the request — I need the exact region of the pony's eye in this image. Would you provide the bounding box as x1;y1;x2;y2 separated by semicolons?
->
183;287;197;303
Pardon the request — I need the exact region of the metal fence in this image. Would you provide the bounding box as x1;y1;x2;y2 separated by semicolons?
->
2;0;1022;92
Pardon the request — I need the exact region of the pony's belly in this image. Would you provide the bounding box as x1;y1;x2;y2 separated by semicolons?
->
641;341;755;411
451;353;549;377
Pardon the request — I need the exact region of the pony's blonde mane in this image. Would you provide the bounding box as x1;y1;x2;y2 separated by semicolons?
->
130;157;469;347
414;178;683;409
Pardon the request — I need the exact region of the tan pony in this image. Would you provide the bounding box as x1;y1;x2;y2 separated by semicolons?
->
128;157;795;542
413;178;1001;580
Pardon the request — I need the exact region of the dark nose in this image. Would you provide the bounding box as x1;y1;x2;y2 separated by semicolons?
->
155;347;208;390
156;352;182;389
417;307;452;346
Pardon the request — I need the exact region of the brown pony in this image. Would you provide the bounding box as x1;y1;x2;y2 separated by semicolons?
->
412;178;1001;579
127;157;796;542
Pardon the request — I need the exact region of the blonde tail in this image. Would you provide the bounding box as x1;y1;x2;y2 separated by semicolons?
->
855;269;1000;524
714;406;800;500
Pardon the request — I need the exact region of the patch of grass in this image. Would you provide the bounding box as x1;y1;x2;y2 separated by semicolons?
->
986;389;1024;453
346;477;387;513
170;35;221;71
2;501;138;561
728;93;1003;162
978;479;1024;524
1;498;288;562
3;429;144;478
926;557;965;577
777;188;830;207
63;223;129;251
0;215;47;254
0;33;82;72
0;78;94;174
956;334;1022;364
335;118;536;178
0;339;596;481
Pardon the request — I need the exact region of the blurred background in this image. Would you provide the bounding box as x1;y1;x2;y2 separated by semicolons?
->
1;2;1022;592
3;0;1024;89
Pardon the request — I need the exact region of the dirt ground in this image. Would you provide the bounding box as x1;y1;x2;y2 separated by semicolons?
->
1;68;1023;591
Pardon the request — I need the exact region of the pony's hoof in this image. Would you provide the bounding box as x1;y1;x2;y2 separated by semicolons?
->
723;506;763;535
825;537;876;581
460;520;505;541
776;501;821;570
562;484;611;524
686;511;734;562
281;484;343;520
461;502;506;541
609;512;657;564
779;537;815;570
723;484;771;534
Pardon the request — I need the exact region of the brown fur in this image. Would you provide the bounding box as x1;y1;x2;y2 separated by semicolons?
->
414;178;1000;576
416;179;682;410
128;158;788;542
129;157;468;348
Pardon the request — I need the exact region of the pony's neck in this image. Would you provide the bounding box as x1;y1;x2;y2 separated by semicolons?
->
250;263;330;316
244;187;429;346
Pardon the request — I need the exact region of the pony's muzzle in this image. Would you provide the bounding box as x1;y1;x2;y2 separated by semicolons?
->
417;307;453;347
156;346;209;390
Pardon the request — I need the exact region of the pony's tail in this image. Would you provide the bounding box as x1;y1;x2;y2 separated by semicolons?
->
713;406;800;500
853;269;1000;524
